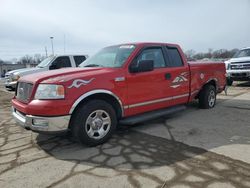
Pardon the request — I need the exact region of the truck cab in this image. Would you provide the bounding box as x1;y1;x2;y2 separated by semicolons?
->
5;55;87;90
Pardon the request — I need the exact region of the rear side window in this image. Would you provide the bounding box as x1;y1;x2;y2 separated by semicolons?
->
74;56;86;67
166;47;183;67
54;56;71;68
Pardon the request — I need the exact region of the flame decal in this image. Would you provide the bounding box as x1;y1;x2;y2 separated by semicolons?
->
68;78;95;89
171;72;189;88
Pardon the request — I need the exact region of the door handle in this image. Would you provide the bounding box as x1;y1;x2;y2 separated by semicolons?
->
165;73;171;80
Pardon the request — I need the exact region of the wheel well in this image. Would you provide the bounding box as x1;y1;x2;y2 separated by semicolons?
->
69;93;123;129
206;80;217;89
196;79;217;99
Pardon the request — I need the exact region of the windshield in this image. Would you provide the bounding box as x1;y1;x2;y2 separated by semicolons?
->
79;45;136;68
233;49;250;58
37;56;54;68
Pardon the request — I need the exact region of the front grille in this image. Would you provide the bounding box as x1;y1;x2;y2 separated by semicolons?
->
231;73;247;77
16;82;33;103
230;61;250;70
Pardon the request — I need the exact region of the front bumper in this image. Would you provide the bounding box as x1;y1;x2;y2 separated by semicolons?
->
12;107;70;133
5;81;17;89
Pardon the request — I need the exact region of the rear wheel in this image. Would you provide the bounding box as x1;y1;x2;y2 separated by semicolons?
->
199;84;216;109
71;100;117;146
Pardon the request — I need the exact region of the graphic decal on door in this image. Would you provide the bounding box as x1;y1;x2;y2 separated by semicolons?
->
68;78;95;89
171;72;189;88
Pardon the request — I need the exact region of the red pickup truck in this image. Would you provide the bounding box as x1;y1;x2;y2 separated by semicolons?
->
12;43;226;146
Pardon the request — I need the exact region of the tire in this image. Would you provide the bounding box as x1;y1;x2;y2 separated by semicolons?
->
71;100;117;146
226;78;233;86
199;84;216;109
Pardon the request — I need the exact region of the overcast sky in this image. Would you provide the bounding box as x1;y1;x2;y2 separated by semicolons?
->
0;0;249;60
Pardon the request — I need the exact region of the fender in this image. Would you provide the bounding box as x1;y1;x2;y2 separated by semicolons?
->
206;78;218;90
69;89;124;116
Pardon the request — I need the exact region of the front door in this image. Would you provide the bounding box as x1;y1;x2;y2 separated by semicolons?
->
126;46;173;116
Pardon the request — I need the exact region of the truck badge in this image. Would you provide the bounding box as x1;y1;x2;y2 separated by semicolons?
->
68;78;95;89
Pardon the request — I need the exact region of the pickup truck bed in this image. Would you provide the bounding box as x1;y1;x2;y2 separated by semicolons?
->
188;61;226;101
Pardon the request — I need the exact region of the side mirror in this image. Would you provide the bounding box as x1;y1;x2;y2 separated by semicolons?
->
130;60;154;73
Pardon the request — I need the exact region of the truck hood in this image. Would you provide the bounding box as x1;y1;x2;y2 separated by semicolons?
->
228;57;250;63
6;67;45;76
19;67;117;85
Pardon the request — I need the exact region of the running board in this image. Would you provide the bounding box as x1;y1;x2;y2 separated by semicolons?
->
119;105;186;125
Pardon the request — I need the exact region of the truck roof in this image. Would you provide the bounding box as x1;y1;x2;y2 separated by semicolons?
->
49;54;88;58
111;42;180;47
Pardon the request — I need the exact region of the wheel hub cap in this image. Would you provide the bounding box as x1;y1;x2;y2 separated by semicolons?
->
85;110;111;140
92;118;103;130
208;90;216;107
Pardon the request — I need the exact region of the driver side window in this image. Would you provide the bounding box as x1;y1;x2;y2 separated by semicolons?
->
137;48;166;68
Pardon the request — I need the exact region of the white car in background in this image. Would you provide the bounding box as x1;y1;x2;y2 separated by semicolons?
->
225;47;250;85
5;55;87;90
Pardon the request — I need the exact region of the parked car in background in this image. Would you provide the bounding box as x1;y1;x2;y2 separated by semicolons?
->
225;47;250;85
12;42;226;146
5;55;87;90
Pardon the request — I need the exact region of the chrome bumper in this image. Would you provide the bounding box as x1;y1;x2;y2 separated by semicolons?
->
12;107;70;133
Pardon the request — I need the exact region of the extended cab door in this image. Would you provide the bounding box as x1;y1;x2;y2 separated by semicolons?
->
163;46;190;105
126;46;174;116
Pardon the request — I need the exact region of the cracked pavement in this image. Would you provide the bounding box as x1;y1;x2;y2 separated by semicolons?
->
0;81;250;188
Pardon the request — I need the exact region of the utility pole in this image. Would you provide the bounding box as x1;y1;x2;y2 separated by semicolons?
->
50;36;54;55
64;34;66;54
45;46;48;57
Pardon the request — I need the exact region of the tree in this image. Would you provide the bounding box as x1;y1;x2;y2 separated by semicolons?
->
185;49;196;61
185;48;239;60
18;54;46;65
34;54;43;64
20;55;33;64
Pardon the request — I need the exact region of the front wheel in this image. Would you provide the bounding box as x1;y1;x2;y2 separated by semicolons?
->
71;100;117;146
199;85;216;109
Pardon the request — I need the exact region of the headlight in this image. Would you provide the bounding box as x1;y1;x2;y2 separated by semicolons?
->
11;74;20;81
224;61;230;70
34;84;65;99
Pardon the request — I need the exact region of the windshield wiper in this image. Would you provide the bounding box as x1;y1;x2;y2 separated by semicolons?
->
84;64;102;67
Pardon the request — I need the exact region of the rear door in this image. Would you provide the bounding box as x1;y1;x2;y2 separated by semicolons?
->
73;56;87;67
163;46;190;105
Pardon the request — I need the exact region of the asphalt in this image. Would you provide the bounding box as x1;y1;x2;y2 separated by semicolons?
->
0;80;250;188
